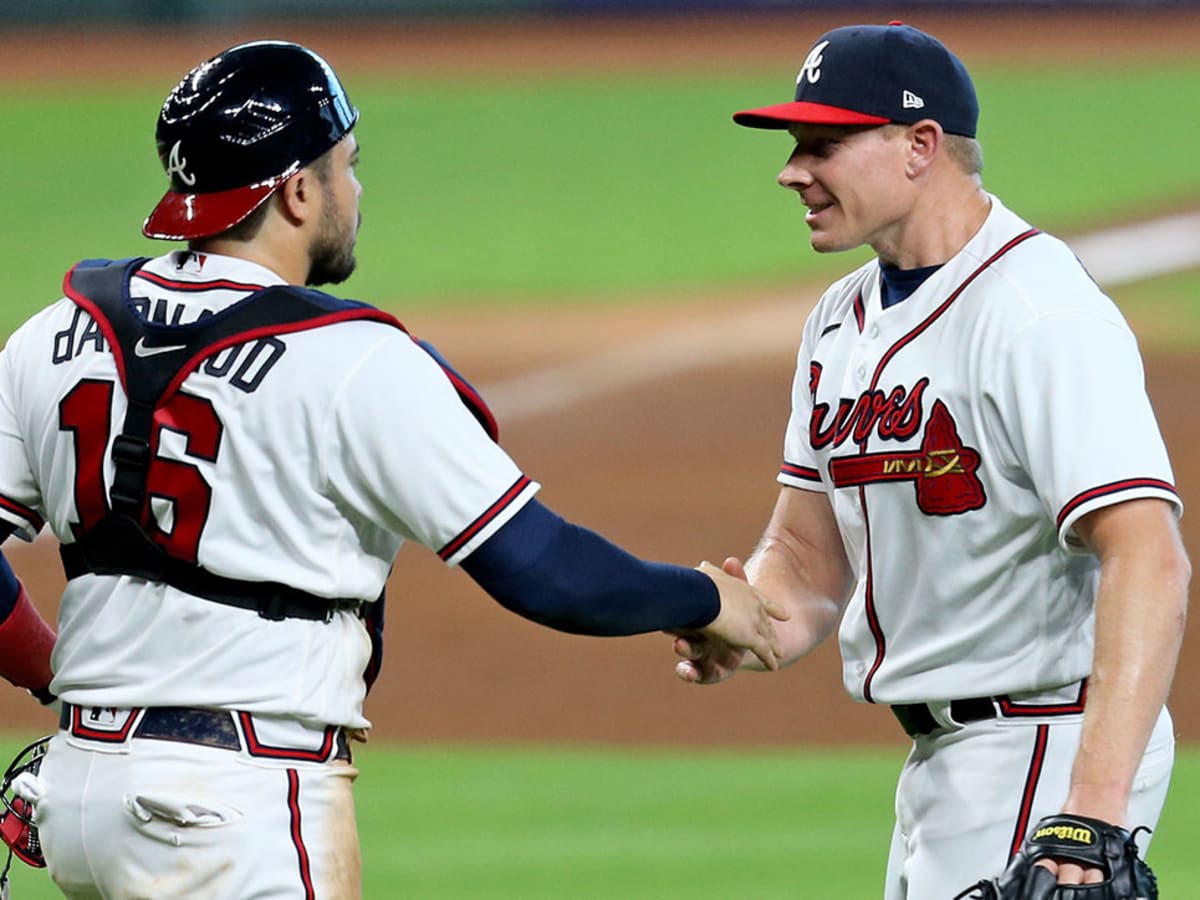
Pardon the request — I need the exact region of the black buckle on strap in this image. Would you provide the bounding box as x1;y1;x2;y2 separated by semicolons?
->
110;435;150;468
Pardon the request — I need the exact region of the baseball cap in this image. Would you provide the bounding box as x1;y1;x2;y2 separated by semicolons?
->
143;40;359;242
733;22;978;138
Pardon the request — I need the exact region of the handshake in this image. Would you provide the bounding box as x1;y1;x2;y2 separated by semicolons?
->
672;558;790;685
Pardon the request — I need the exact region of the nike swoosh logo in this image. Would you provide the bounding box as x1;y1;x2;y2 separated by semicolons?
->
133;337;187;358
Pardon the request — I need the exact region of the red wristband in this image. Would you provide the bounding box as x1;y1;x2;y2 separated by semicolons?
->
0;583;55;691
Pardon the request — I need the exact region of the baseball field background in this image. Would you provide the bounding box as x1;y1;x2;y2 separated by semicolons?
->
2;7;1199;897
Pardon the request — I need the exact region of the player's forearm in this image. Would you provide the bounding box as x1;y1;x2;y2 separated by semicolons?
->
463;499;720;636
739;536;847;668
1065;527;1190;826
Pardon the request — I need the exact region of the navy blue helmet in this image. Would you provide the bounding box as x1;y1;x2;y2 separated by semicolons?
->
143;40;359;241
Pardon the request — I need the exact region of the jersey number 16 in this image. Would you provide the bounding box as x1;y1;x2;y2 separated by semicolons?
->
59;379;224;563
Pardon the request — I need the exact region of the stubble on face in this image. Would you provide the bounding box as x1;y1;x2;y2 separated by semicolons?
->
306;140;361;287
306;182;358;286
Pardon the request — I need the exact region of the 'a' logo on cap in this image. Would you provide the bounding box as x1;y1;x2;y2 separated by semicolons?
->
166;140;197;187
797;40;831;86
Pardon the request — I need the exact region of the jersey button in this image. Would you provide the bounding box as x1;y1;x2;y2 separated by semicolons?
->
869;324;879;338
856;365;867;379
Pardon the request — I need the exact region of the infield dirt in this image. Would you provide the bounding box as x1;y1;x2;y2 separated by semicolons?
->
1;9;1197;748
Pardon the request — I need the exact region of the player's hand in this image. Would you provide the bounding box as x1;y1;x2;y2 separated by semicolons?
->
673;632;746;685
685;559;788;674
1032;859;1105;885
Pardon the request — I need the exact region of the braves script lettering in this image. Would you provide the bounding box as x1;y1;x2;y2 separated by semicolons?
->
810;377;928;449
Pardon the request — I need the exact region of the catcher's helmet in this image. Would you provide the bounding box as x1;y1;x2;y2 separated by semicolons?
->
143;40;359;242
0;736;49;869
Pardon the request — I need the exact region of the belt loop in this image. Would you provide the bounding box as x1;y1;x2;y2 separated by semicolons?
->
257;592;288;621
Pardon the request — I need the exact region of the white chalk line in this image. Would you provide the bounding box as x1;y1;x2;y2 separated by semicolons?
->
481;210;1200;422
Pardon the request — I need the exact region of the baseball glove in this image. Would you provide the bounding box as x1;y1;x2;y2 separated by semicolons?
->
953;814;1157;900
0;737;48;870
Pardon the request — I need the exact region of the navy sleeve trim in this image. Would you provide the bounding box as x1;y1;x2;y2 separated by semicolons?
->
461;499;719;636
0;553;18;620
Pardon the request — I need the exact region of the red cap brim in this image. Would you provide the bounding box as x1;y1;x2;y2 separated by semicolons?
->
142;181;280;241
733;101;891;130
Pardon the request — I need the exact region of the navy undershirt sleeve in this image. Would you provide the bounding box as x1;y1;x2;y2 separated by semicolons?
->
0;551;20;621
461;499;720;636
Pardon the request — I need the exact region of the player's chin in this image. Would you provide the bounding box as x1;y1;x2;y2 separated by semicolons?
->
807;227;859;255
807;232;845;254
307;252;358;287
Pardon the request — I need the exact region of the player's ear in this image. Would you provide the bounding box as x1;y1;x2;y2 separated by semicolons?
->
905;120;942;177
276;170;317;227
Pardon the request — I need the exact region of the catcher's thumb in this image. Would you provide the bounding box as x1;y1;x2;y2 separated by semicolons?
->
721;556;748;581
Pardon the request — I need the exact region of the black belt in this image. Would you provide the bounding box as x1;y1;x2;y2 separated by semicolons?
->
60;705;351;763
891;697;998;738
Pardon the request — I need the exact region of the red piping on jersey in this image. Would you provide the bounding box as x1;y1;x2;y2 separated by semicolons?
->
1008;724;1050;861
998;679;1088;717
286;769;317;900
132;270;268;293
238;711;337;762
780;462;821;482
857;227;1042;702
438;475;532;561
68;705;142;742
853;292;866;333
859;484;885;704
0;495;45;533
1056;478;1178;531
865;229;1043;402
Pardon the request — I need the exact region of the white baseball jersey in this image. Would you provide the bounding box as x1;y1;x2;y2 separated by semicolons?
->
778;195;1181;705
0;250;539;728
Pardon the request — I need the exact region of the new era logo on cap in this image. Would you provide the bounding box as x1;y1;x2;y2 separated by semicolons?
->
733;22;979;138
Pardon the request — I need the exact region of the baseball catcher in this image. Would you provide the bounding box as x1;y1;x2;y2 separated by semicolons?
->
954;814;1157;899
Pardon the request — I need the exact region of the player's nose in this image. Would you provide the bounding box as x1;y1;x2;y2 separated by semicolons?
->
777;159;813;191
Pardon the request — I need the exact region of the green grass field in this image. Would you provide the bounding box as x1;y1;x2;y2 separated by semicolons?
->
2;42;1199;900
2;58;1199;338
1;738;1197;898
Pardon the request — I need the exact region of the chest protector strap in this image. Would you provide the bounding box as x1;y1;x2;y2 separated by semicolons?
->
58;258;497;622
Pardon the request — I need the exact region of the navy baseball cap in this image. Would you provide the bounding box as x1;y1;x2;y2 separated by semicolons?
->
733;22;978;138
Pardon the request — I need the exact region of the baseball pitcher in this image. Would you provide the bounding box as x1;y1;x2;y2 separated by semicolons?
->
675;22;1187;899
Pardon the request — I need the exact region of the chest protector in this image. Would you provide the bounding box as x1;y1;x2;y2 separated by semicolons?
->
58;257;498;622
